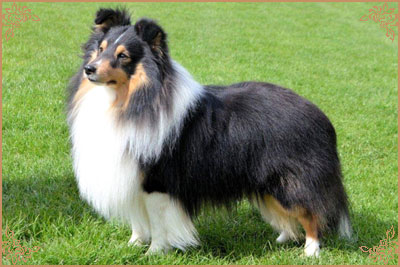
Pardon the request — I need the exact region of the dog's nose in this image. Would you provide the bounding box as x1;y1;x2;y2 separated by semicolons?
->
84;65;97;75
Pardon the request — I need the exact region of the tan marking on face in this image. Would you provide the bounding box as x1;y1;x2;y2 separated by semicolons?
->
88;50;97;64
96;60;129;86
263;195;319;241
100;40;108;52
110;63;148;110
114;45;132;64
114;45;129;57
123;63;148;109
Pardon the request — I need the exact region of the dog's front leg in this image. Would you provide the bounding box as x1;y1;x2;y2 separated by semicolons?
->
128;193;151;246
143;192;199;254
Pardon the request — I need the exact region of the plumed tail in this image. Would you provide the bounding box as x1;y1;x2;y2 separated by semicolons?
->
338;210;352;239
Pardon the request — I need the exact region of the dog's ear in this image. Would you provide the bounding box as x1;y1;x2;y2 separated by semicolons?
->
134;18;168;58
94;8;131;33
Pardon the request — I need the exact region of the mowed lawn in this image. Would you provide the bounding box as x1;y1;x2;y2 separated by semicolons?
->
2;2;398;265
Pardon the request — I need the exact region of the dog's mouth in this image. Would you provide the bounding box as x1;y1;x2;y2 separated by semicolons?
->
87;76;97;82
87;76;117;85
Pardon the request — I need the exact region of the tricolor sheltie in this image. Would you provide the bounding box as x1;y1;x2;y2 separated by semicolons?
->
67;8;352;257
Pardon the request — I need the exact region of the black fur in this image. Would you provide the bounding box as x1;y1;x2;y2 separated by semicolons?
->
68;8;351;242
134;18;172;81
142;82;349;232
94;8;131;33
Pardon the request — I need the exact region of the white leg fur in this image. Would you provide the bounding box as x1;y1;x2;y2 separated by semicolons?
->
129;229;144;246
144;192;199;254
276;231;291;244
128;193;151;246
304;237;320;257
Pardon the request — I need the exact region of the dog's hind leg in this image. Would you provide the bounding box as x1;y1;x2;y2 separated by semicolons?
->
276;230;291;244
255;195;321;257
143;192;199;254
253;195;301;243
297;212;320;257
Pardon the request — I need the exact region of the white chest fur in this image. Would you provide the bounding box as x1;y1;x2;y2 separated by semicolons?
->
69;86;141;220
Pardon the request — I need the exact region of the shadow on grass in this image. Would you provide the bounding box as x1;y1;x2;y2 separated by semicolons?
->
2;174;398;259
191;209;398;260
2;173;101;240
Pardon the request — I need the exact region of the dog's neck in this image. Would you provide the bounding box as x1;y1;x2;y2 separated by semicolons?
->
123;60;204;163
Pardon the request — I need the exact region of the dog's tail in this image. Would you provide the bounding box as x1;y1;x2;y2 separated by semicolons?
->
315;169;352;240
338;209;352;239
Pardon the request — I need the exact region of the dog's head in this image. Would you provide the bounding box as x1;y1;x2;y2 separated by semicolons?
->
83;8;168;89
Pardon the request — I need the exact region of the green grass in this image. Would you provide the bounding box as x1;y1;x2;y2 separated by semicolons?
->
2;2;398;265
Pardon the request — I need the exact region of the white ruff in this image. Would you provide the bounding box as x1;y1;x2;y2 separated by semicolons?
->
69;86;142;220
68;62;203;249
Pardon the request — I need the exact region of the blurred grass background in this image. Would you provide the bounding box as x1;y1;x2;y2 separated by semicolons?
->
2;2;398;265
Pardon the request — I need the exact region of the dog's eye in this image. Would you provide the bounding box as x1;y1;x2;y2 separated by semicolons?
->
99;47;103;53
117;53;128;59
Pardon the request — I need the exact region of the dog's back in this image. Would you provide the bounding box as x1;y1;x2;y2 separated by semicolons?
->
143;81;351;245
68;8;351;257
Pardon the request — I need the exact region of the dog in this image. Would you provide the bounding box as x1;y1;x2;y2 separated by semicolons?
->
67;8;352;257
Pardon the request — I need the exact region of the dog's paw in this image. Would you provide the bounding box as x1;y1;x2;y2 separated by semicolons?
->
145;243;172;255
276;231;290;244
304;238;320;257
128;237;145;247
128;231;148;247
